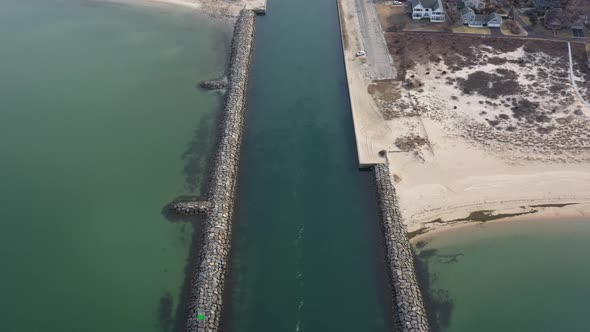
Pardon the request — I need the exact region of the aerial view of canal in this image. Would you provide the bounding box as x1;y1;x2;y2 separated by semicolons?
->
415;218;590;332
4;1;590;332
0;1;228;331
223;0;391;331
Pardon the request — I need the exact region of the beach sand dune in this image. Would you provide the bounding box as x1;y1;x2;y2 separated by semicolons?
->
382;34;590;233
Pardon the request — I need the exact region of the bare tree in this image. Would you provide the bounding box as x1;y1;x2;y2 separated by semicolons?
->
447;7;463;25
528;11;539;25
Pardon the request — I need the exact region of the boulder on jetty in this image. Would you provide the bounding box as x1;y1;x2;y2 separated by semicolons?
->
169;200;211;216
199;78;228;90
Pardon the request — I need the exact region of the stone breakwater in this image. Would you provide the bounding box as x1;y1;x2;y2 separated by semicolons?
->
185;9;256;332
373;163;430;332
199;78;228;90
170;200;211;216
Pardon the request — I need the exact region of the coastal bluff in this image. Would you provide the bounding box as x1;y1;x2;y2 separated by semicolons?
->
373;163;430;332
181;9;256;332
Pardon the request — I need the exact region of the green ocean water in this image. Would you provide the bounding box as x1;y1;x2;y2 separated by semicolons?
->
7;1;587;332
415;219;590;332
224;0;391;331
0;1;228;331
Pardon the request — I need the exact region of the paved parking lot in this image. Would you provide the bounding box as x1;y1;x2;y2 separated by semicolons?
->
354;0;396;80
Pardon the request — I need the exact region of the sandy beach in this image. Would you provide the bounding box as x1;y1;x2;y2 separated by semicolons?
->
106;0;265;17
410;202;590;243
339;0;590;235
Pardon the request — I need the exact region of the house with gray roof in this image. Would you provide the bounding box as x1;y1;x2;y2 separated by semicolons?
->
462;7;503;27
532;0;562;10
571;15;587;30
485;12;503;27
410;0;446;22
544;8;569;29
463;0;485;10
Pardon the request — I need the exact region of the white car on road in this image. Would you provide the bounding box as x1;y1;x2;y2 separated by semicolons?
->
355;50;366;57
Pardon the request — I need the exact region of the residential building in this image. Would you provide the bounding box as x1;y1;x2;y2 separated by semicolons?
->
532;0;562;10
461;7;476;23
462;7;503;27
410;0;446;22
571;14;588;29
485;12;503;27
463;0;485;10
544;8;569;29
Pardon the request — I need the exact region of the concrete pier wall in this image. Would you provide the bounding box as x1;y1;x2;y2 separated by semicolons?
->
185;9;256;332
373;163;430;332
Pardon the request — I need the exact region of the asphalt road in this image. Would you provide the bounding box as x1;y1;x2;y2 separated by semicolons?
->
354;0;396;80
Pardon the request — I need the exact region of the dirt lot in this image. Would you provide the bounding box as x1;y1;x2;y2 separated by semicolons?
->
375;32;590;161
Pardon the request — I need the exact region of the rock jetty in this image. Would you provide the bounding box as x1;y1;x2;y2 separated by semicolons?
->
184;9;256;332
199;78;228;90
170;200;211;216
373;163;430;332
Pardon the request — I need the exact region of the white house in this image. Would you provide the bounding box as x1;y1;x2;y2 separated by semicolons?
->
410;0;445;22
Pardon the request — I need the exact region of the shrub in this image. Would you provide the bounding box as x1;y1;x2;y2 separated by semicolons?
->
505;20;522;34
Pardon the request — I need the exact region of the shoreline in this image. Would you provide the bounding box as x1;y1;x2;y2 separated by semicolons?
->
102;0;203;11
410;201;590;243
102;0;240;20
337;0;590;243
136;0;203;10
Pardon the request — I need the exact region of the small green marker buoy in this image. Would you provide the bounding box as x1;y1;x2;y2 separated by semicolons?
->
197;314;205;321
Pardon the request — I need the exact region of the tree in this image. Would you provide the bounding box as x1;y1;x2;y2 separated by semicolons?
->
503;0;520;20
447;7;463;26
505;20;523;34
528;11;539;25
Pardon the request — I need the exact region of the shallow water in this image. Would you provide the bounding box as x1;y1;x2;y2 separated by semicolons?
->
415;219;590;332
223;0;391;331
0;1;227;331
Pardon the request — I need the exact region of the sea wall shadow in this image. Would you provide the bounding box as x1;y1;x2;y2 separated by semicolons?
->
414;244;455;332
181;111;218;195
156;218;205;332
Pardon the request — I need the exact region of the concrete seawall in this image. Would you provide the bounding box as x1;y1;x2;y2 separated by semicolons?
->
185;9;256;332
373;163;430;332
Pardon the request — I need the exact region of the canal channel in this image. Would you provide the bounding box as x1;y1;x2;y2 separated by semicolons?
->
222;0;393;331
